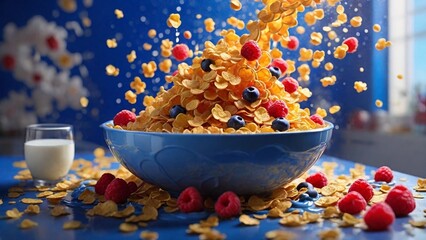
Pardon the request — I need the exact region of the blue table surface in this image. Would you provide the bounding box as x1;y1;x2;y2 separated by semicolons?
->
0;154;425;240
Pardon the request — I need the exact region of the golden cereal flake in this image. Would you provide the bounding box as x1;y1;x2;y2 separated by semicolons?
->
58;0;77;13
21;198;43;204
397;74;403;80
334;44;349;59
373;24;381;32
141;61;157;78
63;220;83;230
265;230;296;240
24;205;40;214
310;32;323;46
130;77;147;94
140;230;159;240
106;38;118;48
159;59;172;73
6;208;23;219
324;62;334;71
183;31;192;39
239;214;260;226
127;50;137;63
20;219;38;229
106;64;119;76
375;38;392;50
327;0;341;6
375;100;383;108
329;105;341;114
316;108;327;118
204;18;216;33
119;223;138;232
318;228;342;239
80;97;89;108
350;16;362;27
143;43;152;51
230;0;242;11
125;90;137;104
167;13;181;28
299;48;313;61
51;205;70;217
320;76;337;87
354;81;368;93
114;9;124;19
296;26;305;34
148;29;157;38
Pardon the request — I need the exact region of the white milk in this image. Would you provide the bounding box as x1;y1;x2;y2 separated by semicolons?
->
25;139;75;180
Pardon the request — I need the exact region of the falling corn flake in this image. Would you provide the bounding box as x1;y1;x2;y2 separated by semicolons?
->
296;26;305;34
63;220;83;230
127;50;137;63
106;38;118;48
141;61;157;78
20;219;38;229
159;59;172;74
397;74;403;80
58;0;77;13
310;32;323;46
354;81;368;93
125;90;137;104
375;38;392;51
409;220;426;228
143;43;152;51
350;16;362;27
373;24;381;32
167;13;181;28
324;62;334;71
80;97;89;108
114;9;124;19
320;75;337;87
230;0;242;11
316;108;327;118
375;100;383;108
204;18;215;33
130;77;146;94
329;105;341;114
334;44;348;59
147;29;157;38
183;31;192;39
106;64;119;76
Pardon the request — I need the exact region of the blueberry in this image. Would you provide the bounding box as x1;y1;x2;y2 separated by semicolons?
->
296;182;313;191
169;105;186;118
269;66;281;79
271;117;290;131
227;115;246;130
299;193;310;201
201;59;214;72
242;86;260;103
307;189;318;198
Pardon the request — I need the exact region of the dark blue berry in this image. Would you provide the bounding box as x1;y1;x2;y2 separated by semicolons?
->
227;115;245;130
201;59;214;72
169;105;186;118
269;66;281;79
299;193;310;201
271;117;290;131
296;182;313;191
242;86;260;103
307;189;318;198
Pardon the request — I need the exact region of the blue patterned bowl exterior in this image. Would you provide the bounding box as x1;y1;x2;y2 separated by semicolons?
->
101;121;333;196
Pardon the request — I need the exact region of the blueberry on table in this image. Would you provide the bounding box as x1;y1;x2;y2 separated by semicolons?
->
268;66;281;79
169;105;186;118
201;59;214;72
242;86;260;103
296;182;313;191
271;117;290;131
227;115;246;130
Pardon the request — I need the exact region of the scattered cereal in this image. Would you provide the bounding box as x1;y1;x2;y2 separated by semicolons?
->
324;62;334;71
265;230;296;240
63;220;83;230
114;9;124;19
167;13;181;28
373;24;381;32
127;50;137;63
147;29;157;39
58;0;77;13
6;208;23;219
375;38;392;51
140;231;159;240
239;214;260;226
409;220;426;228
106;38;117;48
141;61;157;78
143;43;152;51
354;81;368;93
119;223;138;233
51;205;70;217
318;228;342;239
375;100;383;108
106;64;119;77
24;205;41;214
350;16;362;27
21;198;43;204
204;18;215;33
230;0;242;11
329;106;341;114
159;59;172;73
20;219;38;229
183;31;192;39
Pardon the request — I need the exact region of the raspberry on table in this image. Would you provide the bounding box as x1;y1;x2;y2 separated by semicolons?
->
270;58;288;75
282;76;299;94
104;178;131;204
374;166;394;183
342;37;359;53
172;43;190;61
241;40;261;61
310;114;324;125
113;110;136;127
267;100;289;118
177;187;204;213
364;202;395;231
95;173;116;195
385;185;416;217
215;191;241;218
348;179;374;202
305;172;328;188
287;36;299;50
337;191;367;214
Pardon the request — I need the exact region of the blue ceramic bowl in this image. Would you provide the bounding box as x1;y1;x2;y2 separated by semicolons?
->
101;121;333;196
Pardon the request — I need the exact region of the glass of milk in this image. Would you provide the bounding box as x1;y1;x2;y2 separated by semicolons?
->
25;124;75;187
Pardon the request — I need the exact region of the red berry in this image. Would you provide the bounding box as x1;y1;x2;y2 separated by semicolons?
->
104;178;131;204
128;181;138;194
342;37;358;53
337;191;367;214
310;114;324;125
364;202;395;231
172;70;178;76
267;100;289;118
46;35;59;51
113;110;136;127
177;187;204;213
172;44;190;61
241;40;262;61
215;191;241;218
32;73;42;83
282;77;299;94
95;173;116;195
2;54;15;70
385;185;416;217
287;36;299;50
374;166;393;183
270;58;288;75
348;179;374;202
305;172;328;188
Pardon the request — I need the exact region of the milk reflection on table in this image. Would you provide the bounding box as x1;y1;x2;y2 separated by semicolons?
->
24;139;74;181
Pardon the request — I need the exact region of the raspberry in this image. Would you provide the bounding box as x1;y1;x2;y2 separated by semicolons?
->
172;70;178;76
95;173;115;195
104;178;131;204
267;100;289;118
364;202;395;231
241;40;261;61
215;191;241;218
374;166;393;183
177;187;204;213
270;58;288;75
128;181;138;194
310;114;324;125
113;110;136;127
305;172;328;188
287;36;299;50
2;54;15;70
337;191;367;214
46;35;59;51
348;179;374;202
385;185;416;217
282;77;299;94
172;44;190;61
342;37;358;53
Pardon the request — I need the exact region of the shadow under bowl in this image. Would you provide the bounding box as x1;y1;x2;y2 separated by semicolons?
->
101;121;333;196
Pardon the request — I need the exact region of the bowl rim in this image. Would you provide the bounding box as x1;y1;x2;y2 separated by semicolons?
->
100;120;334;137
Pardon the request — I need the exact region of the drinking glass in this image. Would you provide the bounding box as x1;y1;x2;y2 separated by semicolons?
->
24;124;75;187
